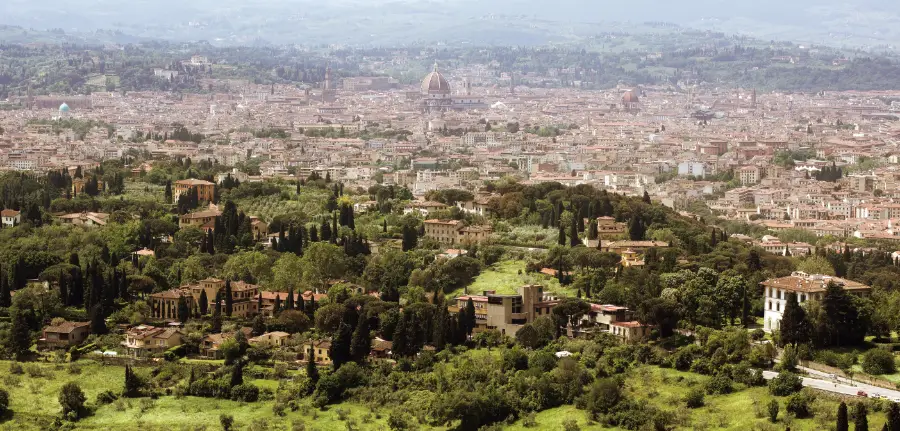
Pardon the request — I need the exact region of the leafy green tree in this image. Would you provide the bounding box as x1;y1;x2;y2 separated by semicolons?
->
8;308;32;359
301;243;347;292
59;382;86;419
230;362;244;387
888;402;900;430
863;348;897;375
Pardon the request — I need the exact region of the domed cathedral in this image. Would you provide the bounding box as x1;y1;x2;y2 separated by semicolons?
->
420;62;487;114
421;63;453;114
621;90;641;112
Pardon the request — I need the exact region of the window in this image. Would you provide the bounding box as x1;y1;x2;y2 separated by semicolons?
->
776;302;780;312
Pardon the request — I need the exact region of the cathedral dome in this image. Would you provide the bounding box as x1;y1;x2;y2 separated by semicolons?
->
421;63;451;95
622;90;639;104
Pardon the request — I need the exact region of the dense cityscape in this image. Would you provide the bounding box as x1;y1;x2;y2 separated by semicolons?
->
3;7;900;431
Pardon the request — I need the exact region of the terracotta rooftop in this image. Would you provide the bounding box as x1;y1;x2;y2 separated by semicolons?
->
761;271;871;293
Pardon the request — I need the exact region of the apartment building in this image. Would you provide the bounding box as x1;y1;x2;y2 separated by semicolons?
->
761;271;871;332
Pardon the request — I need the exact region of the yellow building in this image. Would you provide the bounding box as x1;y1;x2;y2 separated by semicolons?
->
423;219;493;245
174;178;216;202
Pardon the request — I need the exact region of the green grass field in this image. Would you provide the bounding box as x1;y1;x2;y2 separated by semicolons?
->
447;260;573;299
0;357;887;430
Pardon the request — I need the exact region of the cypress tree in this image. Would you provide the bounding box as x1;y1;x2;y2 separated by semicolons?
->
643;190;651;204
433;307;449;350
569;210;580;247
780;292;810;346
558;223;566;246
465;298;476;335
855;403;868;431
888;402;900;431
330;322;353;370
91;304;107;335
206;229;215;254
285;287;294;310
0;270;10;307
382;219;387;233
274;295;282;314
199;289;208;315
257;293;263;315
392;313;409;357
224;280;233;317
350;312;371;363
305;347;318;394
837;402;848;431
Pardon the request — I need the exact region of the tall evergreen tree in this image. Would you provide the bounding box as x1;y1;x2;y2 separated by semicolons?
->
177;296;190;322
0;270;10;307
230;362;244;387
888;402;900;431
206;229;215;254
569;211;580;247
350;312;371;363
837;401;849;431
330;322;353;370
285;287;295;310
642;190;651;204
90;304;107;335
305;347;319;394
433;307;449;350
855;403;869;431
199;290;209;315
274;295;282;314
392;313;409;357
9;308;31;359
558;223;566;246
465;298;476;336
779;292;810;346
224;280;233;317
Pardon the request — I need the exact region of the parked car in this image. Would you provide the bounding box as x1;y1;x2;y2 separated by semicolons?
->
857;391;868;397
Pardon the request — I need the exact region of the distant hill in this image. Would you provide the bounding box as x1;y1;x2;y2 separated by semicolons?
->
1;0;899;48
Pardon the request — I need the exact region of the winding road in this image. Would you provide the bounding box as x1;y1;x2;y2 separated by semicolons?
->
762;365;900;402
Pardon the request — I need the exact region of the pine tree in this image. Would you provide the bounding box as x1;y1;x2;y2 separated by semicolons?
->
837;402;849;431
199;290;209;315
350;312;371;363
224;280;233;317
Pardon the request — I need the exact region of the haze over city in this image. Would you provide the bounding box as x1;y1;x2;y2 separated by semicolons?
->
2;1;900;430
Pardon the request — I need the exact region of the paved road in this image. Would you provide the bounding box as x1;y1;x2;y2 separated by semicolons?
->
762;366;900;402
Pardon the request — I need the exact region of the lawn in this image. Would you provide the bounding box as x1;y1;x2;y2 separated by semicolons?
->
447;260;573;299
0;359;399;431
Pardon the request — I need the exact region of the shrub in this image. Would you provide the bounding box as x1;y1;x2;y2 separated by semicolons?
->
750;329;766;341
862;348;897;375
163;345;186;362
684;388;705;408
785;391;814;418
767;399;779;422
387;410;414;430
25;364;45;378
231;384;260;402
8;363;23;375
779;345;798;372
562;418;581;431
705;374;734;395
220;414;235;431
59;382;87;419
768;372;803;396
0;388;9;416
95;390;118;405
